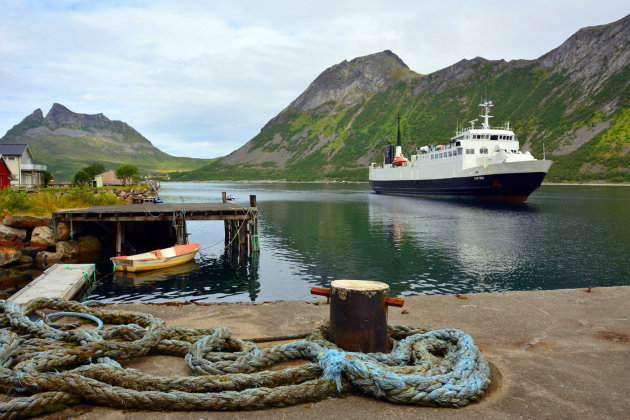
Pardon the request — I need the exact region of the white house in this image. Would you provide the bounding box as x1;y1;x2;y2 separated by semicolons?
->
0;144;48;188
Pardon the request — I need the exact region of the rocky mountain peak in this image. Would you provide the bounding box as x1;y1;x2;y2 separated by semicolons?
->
44;103;112;129
263;50;413;129
537;13;630;90
293;50;411;111
19;108;44;124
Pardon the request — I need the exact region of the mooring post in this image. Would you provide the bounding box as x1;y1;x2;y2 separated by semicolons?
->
238;219;248;252
175;213;188;245
223;192;229;245
115;221;124;256
249;195;259;254
311;280;404;353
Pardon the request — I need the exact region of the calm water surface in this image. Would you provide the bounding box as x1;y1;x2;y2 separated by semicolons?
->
88;182;630;303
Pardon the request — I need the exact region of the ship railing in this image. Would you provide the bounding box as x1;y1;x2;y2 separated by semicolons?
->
456;123;513;136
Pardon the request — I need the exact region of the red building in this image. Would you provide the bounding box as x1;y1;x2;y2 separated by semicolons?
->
0;156;12;190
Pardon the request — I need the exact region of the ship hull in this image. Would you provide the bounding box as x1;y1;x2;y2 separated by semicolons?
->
369;171;547;203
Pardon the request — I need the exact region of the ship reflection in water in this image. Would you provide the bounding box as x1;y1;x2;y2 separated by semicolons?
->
368;193;542;295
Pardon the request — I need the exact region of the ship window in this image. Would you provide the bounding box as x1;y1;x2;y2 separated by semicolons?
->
466;149;474;154
458;149;463;155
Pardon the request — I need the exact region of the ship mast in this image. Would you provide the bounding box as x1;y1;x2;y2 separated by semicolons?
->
479;100;494;129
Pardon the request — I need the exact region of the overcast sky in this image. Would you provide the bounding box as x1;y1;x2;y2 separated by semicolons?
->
1;1;628;158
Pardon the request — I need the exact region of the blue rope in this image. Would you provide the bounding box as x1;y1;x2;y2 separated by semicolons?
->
38;311;104;333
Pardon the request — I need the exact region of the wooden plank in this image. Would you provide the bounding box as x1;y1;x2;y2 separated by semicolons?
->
52;202;255;223
9;264;95;304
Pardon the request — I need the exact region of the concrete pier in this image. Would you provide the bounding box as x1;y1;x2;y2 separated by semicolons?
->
37;286;630;418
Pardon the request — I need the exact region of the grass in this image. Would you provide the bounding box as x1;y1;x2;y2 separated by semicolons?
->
0;187;123;218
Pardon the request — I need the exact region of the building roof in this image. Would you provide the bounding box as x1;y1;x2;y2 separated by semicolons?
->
0;144;29;156
0;156;11;174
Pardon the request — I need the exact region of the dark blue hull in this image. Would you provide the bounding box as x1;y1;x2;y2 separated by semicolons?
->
369;172;547;203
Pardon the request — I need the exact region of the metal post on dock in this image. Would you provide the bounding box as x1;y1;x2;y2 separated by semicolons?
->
310;280;405;353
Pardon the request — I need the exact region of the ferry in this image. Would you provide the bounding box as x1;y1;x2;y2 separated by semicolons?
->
368;101;552;203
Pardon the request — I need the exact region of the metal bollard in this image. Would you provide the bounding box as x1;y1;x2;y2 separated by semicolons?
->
310;280;404;353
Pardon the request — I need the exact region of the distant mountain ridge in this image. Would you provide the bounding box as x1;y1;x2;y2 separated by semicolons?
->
179;13;630;183
1;103;212;180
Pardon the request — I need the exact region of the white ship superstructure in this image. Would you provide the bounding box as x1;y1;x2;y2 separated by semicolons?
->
368;101;552;203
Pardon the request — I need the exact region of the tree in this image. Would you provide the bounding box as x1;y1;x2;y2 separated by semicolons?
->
42;170;52;187
72;169;92;186
115;164;139;186
83;162;105;180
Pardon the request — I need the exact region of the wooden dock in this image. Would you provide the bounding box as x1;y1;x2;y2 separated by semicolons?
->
52;194;259;256
9;264;95;304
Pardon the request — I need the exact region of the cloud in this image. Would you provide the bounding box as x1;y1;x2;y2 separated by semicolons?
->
0;0;628;159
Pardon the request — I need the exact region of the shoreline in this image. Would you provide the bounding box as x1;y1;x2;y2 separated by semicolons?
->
163;179;630;186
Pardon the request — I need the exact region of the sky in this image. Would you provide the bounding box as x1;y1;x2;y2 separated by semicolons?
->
0;1;628;159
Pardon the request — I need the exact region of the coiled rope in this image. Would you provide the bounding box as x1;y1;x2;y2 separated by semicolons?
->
0;298;490;418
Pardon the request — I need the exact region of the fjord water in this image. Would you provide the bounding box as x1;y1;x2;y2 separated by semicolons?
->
88;182;630;303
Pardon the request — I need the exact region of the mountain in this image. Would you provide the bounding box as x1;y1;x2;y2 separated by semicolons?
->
176;14;630;183
0;103;212;180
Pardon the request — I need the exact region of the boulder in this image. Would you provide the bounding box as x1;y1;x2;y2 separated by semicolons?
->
35;251;63;265
56;240;80;259
0;225;27;242
78;235;102;255
31;226;57;247
56;221;71;241
3;215;51;229
9;255;34;269
0;246;22;267
18;255;34;265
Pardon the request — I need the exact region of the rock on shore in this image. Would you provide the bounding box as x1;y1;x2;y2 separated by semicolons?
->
0;215;104;268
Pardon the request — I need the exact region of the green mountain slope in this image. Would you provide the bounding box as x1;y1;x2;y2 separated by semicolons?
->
175;15;630;183
0;103;212;181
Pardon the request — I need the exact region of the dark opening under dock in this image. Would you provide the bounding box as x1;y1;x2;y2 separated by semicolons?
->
51;194;259;256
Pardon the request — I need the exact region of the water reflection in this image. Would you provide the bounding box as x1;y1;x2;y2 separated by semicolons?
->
85;182;630;303
89;249;260;303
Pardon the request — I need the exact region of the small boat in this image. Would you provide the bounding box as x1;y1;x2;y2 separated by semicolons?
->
111;243;201;272
226;195;235;201
152;197;163;204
